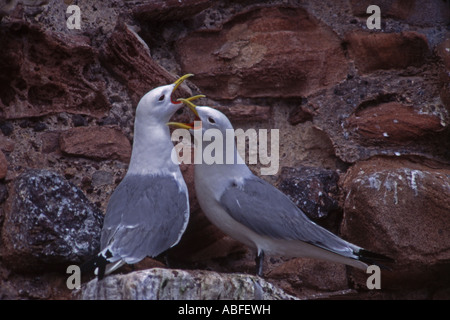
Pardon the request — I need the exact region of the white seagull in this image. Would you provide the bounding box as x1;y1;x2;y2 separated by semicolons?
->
82;74;203;279
170;102;393;276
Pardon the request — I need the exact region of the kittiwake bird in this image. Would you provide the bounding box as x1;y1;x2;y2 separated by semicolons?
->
82;74;204;279
170;101;394;277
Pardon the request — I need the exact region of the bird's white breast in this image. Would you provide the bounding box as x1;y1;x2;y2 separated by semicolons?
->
194;163;260;249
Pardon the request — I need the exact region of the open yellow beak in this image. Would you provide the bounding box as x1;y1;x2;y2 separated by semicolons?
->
172;73;194;93
166;95;204;129
177;97;201;118
183;94;205;104
170;73;194;104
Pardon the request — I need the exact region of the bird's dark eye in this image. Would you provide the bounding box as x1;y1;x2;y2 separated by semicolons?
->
208;117;215;124
159;95;165;101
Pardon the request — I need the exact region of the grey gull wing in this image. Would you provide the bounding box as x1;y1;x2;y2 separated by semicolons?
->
100;173;189;263
219;176;356;258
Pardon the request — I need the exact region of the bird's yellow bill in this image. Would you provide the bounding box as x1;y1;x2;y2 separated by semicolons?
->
177;98;199;117
184;94;205;103
167;98;203;130
167;122;195;130
172;73;194;92
166;90;203;129
167;121;202;130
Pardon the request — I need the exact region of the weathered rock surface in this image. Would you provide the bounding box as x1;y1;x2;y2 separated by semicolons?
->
277;166;340;220
0;150;7;179
132;0;211;22
0;0;19;19
176;6;348;100
288;104;315;125
100;20;191;106
0;20;110;119
215;105;272;122
346;31;429;73
340;157;450;287
345;102;445;143
268;258;348;293
78;268;298;300
308;74;449;164
0;135;14;153
437;36;450;70
59;126;131;163
0;182;7;204
1;169;103;272
437;34;450;112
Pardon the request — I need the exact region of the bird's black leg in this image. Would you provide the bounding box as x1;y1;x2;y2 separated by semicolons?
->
255;250;265;277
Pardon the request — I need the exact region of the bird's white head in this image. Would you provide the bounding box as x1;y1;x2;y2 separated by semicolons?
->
195;106;234;134
135;74;198;124
168;101;252;177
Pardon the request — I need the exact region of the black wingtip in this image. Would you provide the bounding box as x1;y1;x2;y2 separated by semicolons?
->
80;251;111;280
97;263;106;280
358;249;395;271
80;255;96;274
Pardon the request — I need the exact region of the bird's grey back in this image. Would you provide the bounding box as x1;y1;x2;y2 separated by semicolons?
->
101;173;189;263
219;176;356;257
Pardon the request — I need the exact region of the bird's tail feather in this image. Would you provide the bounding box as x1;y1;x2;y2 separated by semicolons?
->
357;249;395;270
80;249;115;280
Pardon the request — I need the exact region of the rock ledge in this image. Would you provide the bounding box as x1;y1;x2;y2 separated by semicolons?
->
77;268;298;300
